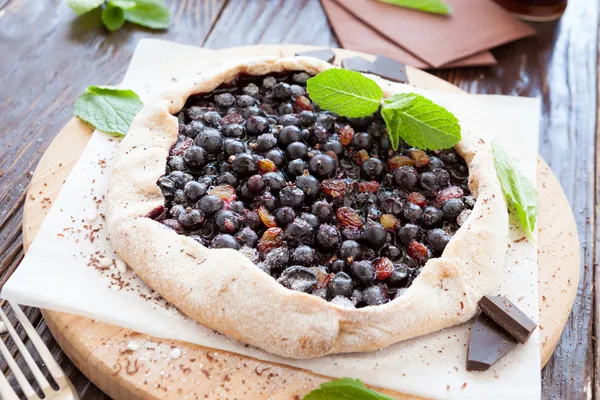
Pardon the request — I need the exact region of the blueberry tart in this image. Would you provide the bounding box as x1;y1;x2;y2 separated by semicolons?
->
107;57;508;359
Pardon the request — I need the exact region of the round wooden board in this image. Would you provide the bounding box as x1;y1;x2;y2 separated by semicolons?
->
22;45;580;400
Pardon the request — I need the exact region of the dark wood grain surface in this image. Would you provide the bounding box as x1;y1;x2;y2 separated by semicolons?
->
0;0;596;398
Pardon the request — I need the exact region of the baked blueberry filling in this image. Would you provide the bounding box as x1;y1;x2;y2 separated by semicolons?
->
153;71;474;308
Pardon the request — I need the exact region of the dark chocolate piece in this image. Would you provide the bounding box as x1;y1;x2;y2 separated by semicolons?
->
295;49;336;64
478;295;537;344
341;56;373;73
369;54;408;83
467;313;518;371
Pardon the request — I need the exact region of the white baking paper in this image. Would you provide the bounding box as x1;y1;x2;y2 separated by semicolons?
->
2;39;541;399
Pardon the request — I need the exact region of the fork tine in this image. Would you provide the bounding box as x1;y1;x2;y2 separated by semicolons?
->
0;305;52;398
0;369;20;400
9;303;68;386
0;332;39;399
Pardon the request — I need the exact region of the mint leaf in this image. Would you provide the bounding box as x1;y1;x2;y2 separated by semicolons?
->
123;0;170;29
110;0;136;7
73;86;143;136
67;0;105;15
377;0;452;15
492;143;537;240
304;378;394;400
102;3;126;32
381;93;460;150
307;69;383;118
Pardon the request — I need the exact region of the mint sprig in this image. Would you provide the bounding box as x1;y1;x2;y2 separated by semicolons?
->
306;69;383;118
377;0;452;15
306;69;461;151
67;0;169;31
492;142;537;240
303;378;394;400
73;86;143;136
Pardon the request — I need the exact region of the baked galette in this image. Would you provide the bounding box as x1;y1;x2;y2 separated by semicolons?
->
106;56;508;359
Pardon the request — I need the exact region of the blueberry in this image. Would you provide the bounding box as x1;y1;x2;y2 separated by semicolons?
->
295;174;320;198
311;123;329;145
422;206;443;227
398;223;420;244
339;240;362;262
316;224;342;252
246;116;269;135
393;166;419;189
255;192;278;211
291;245;315;266
403;202;423;223
443;198;464;219
172;189;187;205
168;204;186;219
276;206;296;226
236;94;256;108
298;212;320;230
349;260;375;286
308;154;336;179
242;83;260;97
266;148;286;167
368;121;386;138
286;142;309;160
427;228;451;252
292;72;310;84
198;194;224;215
361;158;386;181
236;227;259;248
168;155;186;171
352;132;374;151
263;172;286;193
184;120;205;139
323;140;345;157
246;174;266;193
386;264;409;287
278;126;302;146
262;76;277;91
162;219;183;233
330;259;347;273
200;163;218;176
284;219;315;246
230;201;246;214
242;210;262;230
379;197;403;215
329;272;353;297
223;139;246;156
186;106;205;121
277;103;294;115
279;114;300;126
184;181;207;201
223;123;245;138
279;186;305;208
433;168;450;187
178;209;204;229
316;113;336;130
168;171;194;188
312;201;334;223
380;244;402;261
299;110;315;126
287;159;307;177
464;195;476;208
363;222;387;249
211;234;240;250
215;210;241;234
290;84;305;97
195;128;223;154
273;82;292;101
277;266;317;292
231;153;257;177
265;247;290;272
202;111;221;127
362;286;387;306
420;171;439;192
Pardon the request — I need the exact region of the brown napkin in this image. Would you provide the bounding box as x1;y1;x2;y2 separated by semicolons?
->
330;0;535;68
322;0;496;69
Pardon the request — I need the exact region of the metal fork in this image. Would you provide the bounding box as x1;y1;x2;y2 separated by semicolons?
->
0;301;79;400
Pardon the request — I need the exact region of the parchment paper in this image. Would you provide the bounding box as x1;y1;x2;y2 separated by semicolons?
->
2;39;541;399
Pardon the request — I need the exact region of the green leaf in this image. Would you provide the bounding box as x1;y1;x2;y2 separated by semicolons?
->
492;143;537;240
124;0;170;29
67;0;105;15
303;378;395;400
377;0;452;15
101;3;126;32
306;69;383;118
381;93;460;151
73;86;143;136
110;0;136;8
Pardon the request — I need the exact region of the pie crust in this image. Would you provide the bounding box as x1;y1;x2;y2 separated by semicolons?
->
106;56;508;359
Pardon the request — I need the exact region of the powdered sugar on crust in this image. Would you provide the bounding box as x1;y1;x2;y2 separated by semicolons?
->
106;56;508;359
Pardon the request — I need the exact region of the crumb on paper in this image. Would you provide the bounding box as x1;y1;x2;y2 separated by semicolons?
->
127;341;139;351
85;209;98;222
115;260;127;274
170;348;181;360
100;257;113;267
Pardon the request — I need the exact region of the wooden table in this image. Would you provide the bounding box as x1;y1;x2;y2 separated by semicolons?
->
0;0;596;399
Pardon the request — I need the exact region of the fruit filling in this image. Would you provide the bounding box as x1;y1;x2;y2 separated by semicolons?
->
153;71;474;308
